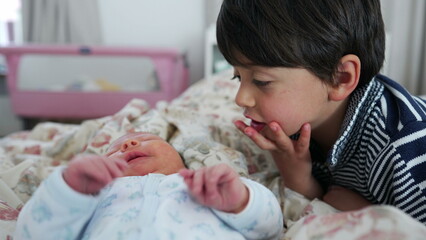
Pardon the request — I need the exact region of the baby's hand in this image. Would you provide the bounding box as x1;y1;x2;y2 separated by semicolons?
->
179;163;249;213
63;154;128;194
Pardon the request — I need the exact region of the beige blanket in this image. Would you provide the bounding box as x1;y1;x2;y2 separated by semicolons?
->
1;71;425;239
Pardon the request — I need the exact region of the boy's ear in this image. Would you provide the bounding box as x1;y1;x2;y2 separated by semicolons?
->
328;54;360;101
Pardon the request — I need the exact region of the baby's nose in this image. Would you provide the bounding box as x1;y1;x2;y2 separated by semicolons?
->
120;139;140;152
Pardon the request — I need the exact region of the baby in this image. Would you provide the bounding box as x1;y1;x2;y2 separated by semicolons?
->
15;132;283;240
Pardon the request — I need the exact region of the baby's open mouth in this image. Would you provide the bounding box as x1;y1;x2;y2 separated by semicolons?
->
250;119;266;132
125;152;148;163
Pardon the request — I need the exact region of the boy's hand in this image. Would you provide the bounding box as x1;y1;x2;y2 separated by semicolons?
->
323;185;372;211
63;154;128;195
179;163;249;213
234;120;323;199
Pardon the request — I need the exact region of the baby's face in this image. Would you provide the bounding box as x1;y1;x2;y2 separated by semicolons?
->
106;132;185;176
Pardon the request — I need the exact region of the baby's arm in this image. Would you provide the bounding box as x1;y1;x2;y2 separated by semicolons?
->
15;166;102;240
63;154;128;194
179;163;249;213
15;155;127;239
179;164;283;239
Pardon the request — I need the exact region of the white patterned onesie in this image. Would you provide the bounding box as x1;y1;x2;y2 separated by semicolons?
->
15;167;283;240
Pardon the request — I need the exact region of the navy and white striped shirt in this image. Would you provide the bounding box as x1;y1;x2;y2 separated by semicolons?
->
312;74;426;225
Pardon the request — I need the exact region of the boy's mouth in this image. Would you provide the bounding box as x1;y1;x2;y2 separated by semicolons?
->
250;119;266;132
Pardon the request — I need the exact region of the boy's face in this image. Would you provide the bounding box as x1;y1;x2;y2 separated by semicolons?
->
106;132;185;176
234;65;335;138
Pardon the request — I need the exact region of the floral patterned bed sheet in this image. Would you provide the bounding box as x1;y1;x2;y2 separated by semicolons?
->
1;71;425;239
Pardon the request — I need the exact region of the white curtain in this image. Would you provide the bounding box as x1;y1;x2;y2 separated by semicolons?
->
21;0;102;44
205;0;222;28
381;0;426;95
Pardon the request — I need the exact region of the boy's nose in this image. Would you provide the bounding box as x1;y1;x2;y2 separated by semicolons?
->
235;85;255;108
120;139;140;152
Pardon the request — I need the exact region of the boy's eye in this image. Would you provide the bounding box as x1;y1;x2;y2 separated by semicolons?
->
231;75;241;81
253;79;271;87
231;76;271;87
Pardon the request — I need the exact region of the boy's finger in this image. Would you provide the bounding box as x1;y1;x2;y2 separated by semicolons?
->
235;120;278;150
267;122;293;152
245;126;277;150
294;123;311;152
233;120;248;132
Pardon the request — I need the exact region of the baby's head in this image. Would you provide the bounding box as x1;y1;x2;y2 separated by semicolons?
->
216;0;385;88
106;132;185;176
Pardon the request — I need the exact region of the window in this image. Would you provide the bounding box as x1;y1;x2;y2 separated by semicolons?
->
0;0;22;45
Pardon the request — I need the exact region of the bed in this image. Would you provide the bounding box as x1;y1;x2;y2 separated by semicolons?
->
1;70;426;239
0;45;188;120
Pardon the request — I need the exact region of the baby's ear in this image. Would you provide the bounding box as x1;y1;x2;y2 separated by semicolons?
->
328;54;361;101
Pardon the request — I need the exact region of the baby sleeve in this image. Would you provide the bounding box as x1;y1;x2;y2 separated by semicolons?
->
14;166;100;240
212;178;284;240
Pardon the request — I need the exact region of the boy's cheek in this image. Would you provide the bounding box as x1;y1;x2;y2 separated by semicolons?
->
259;126;276;141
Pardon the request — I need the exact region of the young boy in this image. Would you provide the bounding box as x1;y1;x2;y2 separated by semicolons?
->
217;0;426;224
15;132;283;240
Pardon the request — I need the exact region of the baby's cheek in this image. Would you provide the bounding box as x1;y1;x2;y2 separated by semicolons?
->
123;165;149;176
108;151;125;160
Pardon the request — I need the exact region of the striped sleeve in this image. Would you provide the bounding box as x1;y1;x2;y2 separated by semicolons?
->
371;78;426;224
369;124;426;224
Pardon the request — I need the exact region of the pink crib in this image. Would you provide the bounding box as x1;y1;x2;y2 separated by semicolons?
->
0;45;189;121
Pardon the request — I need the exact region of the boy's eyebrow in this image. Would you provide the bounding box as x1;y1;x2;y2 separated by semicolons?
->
239;66;281;79
255;70;278;79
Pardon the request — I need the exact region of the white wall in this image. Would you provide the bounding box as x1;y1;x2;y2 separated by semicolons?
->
0;0;219;135
379;0;426;94
98;0;207;84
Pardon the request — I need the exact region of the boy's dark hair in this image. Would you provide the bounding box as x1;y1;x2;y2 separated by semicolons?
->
216;0;385;88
